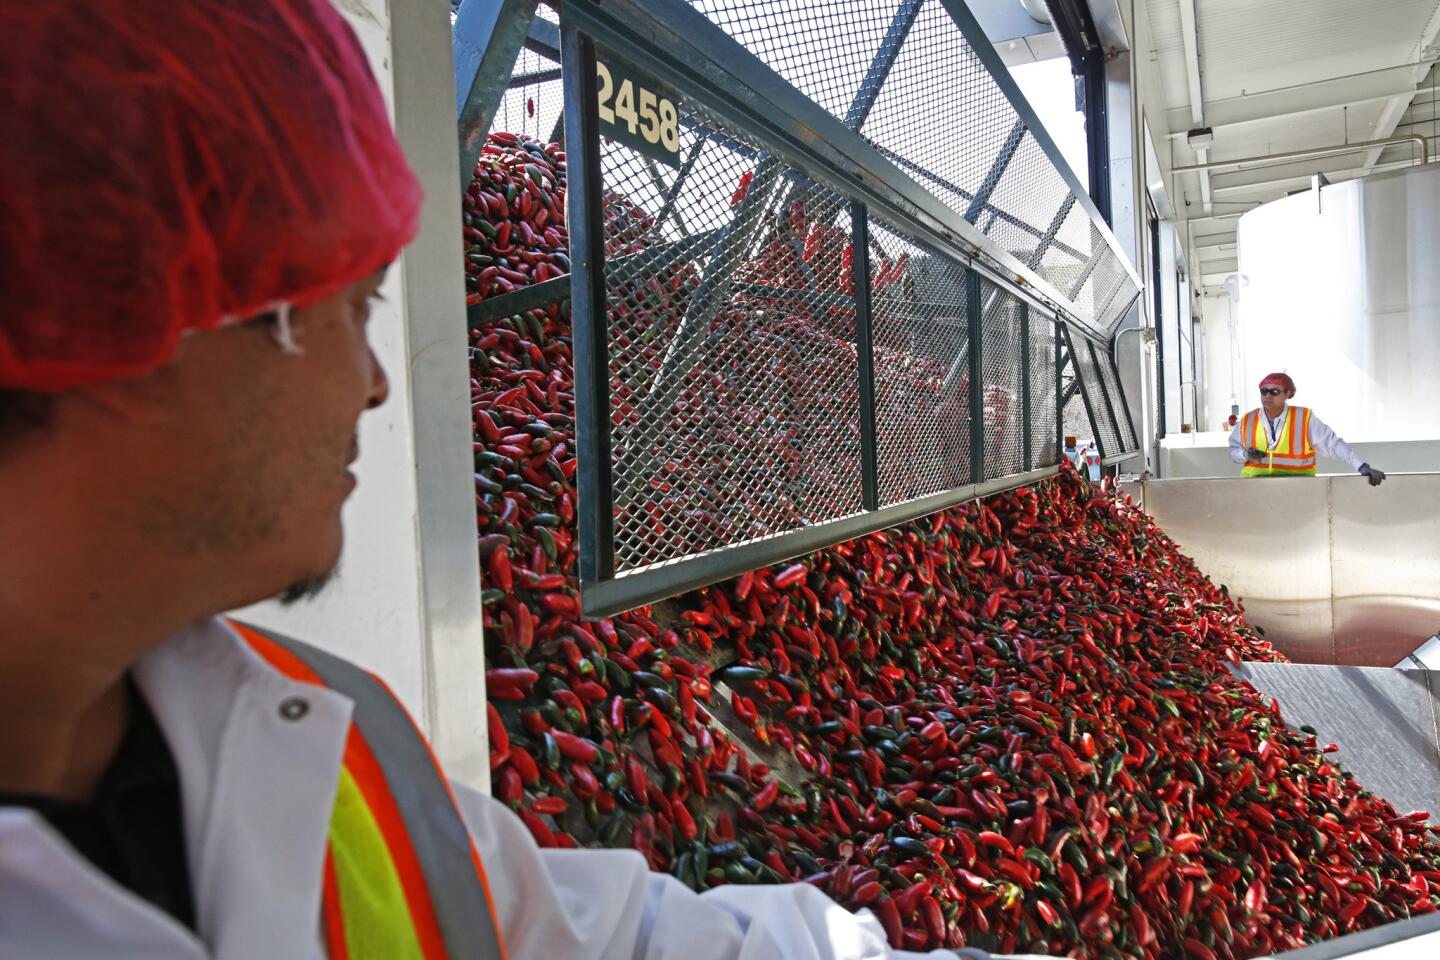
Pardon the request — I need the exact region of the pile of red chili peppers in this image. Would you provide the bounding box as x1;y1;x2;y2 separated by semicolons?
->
467;133;1440;959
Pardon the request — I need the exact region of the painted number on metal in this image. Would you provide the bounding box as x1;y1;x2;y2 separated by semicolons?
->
595;52;681;168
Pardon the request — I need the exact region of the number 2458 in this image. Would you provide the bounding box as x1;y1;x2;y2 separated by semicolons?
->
597;62;680;153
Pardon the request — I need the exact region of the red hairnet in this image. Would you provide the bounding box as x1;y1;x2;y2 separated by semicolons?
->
1259;372;1296;398
0;0;423;392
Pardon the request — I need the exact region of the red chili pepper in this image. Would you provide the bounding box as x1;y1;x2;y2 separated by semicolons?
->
773;563;806;589
485;668;538;695
551;730;598;763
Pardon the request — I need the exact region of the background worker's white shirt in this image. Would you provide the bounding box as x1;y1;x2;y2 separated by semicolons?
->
0;619;1043;960
1226;405;1365;471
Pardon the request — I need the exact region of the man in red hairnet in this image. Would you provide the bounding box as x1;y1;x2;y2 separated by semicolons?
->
0;3;1035;958
1228;373;1385;485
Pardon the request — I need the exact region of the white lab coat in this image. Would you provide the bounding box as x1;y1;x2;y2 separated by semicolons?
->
0;619;1048;960
1227;405;1365;471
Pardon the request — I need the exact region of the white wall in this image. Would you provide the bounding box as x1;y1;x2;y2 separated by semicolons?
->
234;0;491;791
1200;289;1243;427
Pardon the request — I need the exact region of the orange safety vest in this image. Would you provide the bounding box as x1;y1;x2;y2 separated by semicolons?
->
1240;406;1316;477
231;621;508;960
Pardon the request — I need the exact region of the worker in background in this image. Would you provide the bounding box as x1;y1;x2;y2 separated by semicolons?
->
0;3;1042;959
1228;373;1386;484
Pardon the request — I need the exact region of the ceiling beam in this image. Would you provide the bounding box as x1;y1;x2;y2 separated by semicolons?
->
1359;5;1440;176
1177;0;1211;217
1164;61;1436;136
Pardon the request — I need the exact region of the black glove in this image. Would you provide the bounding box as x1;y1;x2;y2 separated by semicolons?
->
1245;447;1268;460
1359;463;1386;486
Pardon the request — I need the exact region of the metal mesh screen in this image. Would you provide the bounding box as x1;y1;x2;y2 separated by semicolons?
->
1092;341;1139;453
685;0;1141;331
688;0;900;126
861;3;1017;227
866;218;972;506
1072;338;1121;458
1061;386;1091;451
981;131;1073;264
601;96;863;571
1026;313;1058;471
496;45;565;145
977;281;1025;479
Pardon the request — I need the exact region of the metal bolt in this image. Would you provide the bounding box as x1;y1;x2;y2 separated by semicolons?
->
279;696;310;721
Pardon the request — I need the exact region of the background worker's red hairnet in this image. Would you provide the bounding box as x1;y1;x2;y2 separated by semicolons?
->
0;0;423;392
1259;372;1297;398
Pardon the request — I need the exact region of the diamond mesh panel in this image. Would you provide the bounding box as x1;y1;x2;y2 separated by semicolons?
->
1093;341;1138;453
1058;331;1095;451
685;0;1141;331
861;3;1012;226
866;218;972;506
981;132;1072;265
1061;387;1091;452
601;96;862;571
977;282;1025;480
688;0;900;125
1027;313;1059;471
495;45;565;145
1072;338;1121;459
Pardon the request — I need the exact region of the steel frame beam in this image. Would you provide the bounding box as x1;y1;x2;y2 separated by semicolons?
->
1150;217;1166;442
580;466;1061;619
455;0;539;189
1060;323;1107;458
1054;321;1065;462
1042;0;1111;222
523;14;560;60
852;203;880;511
967;269;985;483
845;0;926;130
879;146;1089;264
1028;194;1077;269
1020;301;1032;469
1086;340;1125;455
562;27;617;587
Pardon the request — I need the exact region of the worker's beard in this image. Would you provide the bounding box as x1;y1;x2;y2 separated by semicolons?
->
277;566;339;606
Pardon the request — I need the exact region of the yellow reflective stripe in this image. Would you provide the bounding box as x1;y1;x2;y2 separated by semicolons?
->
329;766;427;960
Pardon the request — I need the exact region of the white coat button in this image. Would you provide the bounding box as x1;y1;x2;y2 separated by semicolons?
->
278;696;310;721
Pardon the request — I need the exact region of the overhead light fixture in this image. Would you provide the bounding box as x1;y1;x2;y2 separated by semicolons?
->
1187;127;1214;149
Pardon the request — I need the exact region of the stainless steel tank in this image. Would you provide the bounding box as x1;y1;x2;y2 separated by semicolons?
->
1234;163;1440;442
